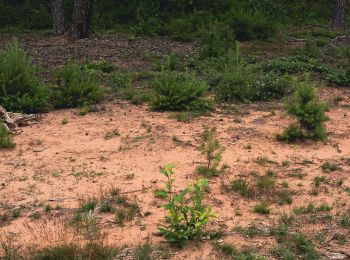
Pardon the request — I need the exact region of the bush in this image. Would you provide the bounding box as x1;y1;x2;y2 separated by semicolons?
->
151;69;213;112
224;6;276;41
277;84;328;142
52;62;104;109
0;43;49;113
159;164;215;247
216;67;293;102
199;21;236;58
109;71;134;91
260;55;331;76
0;122;16;149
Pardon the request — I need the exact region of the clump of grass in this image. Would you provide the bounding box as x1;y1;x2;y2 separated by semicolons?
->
254;201;270;215
134;243;153;260
276;83;328;142
314;176;325;187
79;200;97;213
275;190;293;205
321;162;341;172
115;202;140;226
293;202;315;215
256;170;276;194
228;179;251;197
215;243;259;259
0;122;16;149
196;126;225;177
31;242;118;259
61;117;69;125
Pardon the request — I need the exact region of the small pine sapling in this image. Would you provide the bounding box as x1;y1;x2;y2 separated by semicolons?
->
277;84;328;142
196;126;225;177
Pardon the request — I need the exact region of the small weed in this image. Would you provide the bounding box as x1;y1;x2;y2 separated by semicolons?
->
154;189;168;199
321;162;341;172
104;129;120;140
228;179;251;197
314;176;325;187
254;202;270;215
0;122;16;149
317;203;332;212
134;243;153;260
293;202;315;215
61;117;69;125
276;190;293;205
79;200;97;213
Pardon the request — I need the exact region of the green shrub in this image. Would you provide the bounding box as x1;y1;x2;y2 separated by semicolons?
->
216;67;293;102
159;164;215;247
196;127;225;177
152;69;213;112
81;60;117;73
277;84;328;142
110;71;134;91
321;162;341;172
224;6;276;41
199;21;236;58
52;62;104;109
0;122;16;149
260;55;330;76
0;43;49;113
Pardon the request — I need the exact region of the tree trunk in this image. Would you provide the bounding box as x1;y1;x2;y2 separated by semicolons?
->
70;0;94;38
52;0;65;35
332;0;348;30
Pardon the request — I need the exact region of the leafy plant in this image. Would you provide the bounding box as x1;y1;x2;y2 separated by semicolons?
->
159;164;215;247
0;122;16;149
277;84;328;142
0;42;49;113
52;62;104;109
196;127;225;177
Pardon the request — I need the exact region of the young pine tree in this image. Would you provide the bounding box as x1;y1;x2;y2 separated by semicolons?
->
196;126;225;177
277;84;328;142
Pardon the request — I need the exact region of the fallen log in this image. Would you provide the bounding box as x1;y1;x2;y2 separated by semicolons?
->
0;105;40;133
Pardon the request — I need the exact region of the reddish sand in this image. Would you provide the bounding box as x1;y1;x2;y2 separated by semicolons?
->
1;87;350;258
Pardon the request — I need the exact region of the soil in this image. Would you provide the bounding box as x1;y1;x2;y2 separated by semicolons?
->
0;34;350;259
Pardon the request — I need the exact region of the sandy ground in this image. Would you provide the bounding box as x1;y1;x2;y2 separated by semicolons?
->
1;88;350;258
